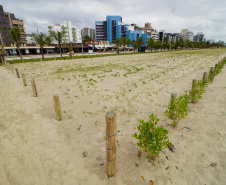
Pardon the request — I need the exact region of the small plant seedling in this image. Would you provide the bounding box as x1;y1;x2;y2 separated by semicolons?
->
132;113;171;160
77;125;82;131
64;110;67;113
181;134;184;138
211;162;218;167
201;153;205;157
164;95;190;128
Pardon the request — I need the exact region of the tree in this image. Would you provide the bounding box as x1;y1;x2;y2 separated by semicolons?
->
166;43;171;51
147;37;155;52
31;31;49;59
130;39;138;53
136;37;146;52
163;37;169;51
83;35;92;43
115;38;122;54
154;41;162;52
121;37;130;54
1;27;23;62
49;30;64;57
178;38;185;50
173;41;180;51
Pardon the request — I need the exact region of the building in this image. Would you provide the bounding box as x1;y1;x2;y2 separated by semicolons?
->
95;15;149;45
158;29;167;42
48;20;81;44
26;34;37;44
81;28;95;41
0;5;26;45
180;29;194;41
137;22;159;41
193;32;205;42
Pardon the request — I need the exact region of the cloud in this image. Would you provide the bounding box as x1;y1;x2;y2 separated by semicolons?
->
1;0;226;41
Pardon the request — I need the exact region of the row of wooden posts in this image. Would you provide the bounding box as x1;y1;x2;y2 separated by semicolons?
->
170;60;224;106
3;60;117;177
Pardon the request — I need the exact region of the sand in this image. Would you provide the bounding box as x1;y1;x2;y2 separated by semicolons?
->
0;49;226;185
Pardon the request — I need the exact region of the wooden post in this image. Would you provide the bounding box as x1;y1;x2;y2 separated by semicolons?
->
170;92;177;119
192;79;197;90
203;72;207;81
22;73;27;86
105;112;117;177
31;79;38;97
15;68;20;78
53;94;62;121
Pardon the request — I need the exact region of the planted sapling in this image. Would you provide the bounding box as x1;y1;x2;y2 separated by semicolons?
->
164;95;190;128
132;113;171;161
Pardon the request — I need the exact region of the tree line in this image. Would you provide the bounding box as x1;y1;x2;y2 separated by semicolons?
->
114;36;225;54
0;26;225;62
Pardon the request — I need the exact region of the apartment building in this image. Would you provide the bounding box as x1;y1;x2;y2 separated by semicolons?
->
95;15;149;44
48;20;82;44
0;5;26;45
81;28;95;41
137;22;159;41
180;29;194;41
193;32;205;42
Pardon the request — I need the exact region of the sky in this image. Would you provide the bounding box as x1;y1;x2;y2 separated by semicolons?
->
1;0;226;42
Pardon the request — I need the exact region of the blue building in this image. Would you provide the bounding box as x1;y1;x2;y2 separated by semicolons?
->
95;15;150;45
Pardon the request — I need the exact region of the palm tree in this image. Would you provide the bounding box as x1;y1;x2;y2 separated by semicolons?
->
49;30;64;57
115;38;122;54
136;37;146;52
1;27;23;62
121;37;130;54
147;37;155;52
31;31;49;59
130;40;138;53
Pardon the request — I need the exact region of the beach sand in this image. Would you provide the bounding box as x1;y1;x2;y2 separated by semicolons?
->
0;49;226;185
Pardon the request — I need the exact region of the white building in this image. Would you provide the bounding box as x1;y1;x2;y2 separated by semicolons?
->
180;29;194;41
26;34;36;44
48;20;81;44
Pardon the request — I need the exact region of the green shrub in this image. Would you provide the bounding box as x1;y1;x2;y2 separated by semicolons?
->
132;114;171;160
164;95;190;127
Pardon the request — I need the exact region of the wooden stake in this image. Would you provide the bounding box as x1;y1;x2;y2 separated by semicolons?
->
22;73;27;86
192;79;197;90
170;92;177;119
203;72;207;81
105;112;117;177
53;94;62;121
15;68;20;78
31;79;38;97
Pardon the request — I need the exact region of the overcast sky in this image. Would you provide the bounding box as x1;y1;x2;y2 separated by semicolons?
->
1;0;226;42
